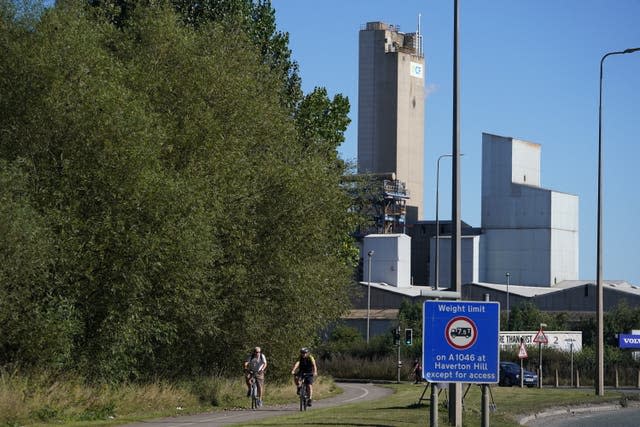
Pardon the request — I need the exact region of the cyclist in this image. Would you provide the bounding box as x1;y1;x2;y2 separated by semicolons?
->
243;346;267;407
291;347;318;406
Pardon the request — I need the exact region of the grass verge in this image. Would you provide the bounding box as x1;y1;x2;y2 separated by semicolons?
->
0;369;338;427
231;383;630;427
1;368;631;427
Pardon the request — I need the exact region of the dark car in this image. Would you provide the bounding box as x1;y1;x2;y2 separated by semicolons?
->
499;361;538;387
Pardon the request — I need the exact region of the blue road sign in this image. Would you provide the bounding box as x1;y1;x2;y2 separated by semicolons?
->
619;334;640;349
422;300;500;384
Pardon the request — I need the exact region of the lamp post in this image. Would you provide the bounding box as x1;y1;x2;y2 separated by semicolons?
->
505;272;510;329
449;1;462;425
435;154;452;289
596;47;640;396
366;250;374;343
434;153;463;290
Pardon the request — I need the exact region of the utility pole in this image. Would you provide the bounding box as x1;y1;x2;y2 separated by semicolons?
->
449;0;463;425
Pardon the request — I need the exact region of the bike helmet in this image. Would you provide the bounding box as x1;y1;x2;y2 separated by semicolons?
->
300;347;309;354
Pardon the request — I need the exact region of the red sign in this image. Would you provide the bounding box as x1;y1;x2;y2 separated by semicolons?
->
445;316;478;350
518;342;528;359
533;329;548;344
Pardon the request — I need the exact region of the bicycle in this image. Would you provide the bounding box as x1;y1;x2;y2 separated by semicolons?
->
247;370;260;410
296;372;314;411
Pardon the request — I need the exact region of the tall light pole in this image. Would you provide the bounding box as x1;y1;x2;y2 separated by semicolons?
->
366;250;374;343
505;272;510;329
596;47;640;396
449;0;463;425
434;153;461;289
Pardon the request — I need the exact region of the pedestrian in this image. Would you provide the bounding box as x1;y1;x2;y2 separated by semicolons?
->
411;358;423;383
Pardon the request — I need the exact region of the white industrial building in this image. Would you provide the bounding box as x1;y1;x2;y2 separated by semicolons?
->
363;132;579;289
347;20;627;336
480;133;579;287
354;21;579;290
362;234;412;288
428;235;480;287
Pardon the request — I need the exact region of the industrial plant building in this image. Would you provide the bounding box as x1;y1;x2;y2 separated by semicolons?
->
348;21;638;336
360;131;580;289
357;21;425;223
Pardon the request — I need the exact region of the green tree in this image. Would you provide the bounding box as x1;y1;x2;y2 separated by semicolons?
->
1;0;355;380
604;300;640;347
0;160;79;369
508;302;545;331
398;300;422;357
92;0;303;111
342;171;386;237
295;87;350;166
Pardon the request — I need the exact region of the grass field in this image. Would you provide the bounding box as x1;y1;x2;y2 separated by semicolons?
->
232;383;630;427
2;369;632;427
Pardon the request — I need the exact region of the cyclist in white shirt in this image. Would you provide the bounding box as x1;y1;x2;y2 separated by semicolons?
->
243;346;267;406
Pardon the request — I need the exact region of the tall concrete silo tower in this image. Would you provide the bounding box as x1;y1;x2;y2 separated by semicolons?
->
481;133;579;286
357;21;425;223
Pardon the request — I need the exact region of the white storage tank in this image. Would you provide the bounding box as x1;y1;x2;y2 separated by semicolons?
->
362;234;412;287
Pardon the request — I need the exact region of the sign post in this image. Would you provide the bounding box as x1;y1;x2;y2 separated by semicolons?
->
564;338;576;387
533;324;548;388
396;325;402;383
518;339;528;388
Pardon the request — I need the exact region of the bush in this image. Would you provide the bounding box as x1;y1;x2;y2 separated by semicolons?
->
321;354;415;381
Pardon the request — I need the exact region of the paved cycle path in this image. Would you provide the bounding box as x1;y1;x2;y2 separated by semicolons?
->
118;382;393;427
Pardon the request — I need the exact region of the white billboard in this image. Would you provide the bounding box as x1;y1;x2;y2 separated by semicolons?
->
499;331;582;352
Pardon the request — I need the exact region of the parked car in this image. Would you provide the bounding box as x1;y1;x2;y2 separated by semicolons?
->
499;361;538;387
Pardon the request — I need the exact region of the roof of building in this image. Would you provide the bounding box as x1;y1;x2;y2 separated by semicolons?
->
358;281;425;297
469;282;559;298
470;280;640;296
358;279;640;298
554;279;640;294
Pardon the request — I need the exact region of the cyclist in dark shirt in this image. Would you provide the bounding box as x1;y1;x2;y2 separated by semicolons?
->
291;347;318;406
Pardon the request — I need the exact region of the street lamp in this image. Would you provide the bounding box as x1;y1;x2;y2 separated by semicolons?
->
366;250;374;343
434;153;463;290
449;2;463;425
596;47;640;396
505;272;510;329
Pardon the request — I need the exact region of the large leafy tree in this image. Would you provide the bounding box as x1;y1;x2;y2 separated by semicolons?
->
92;0;303;111
0;0;355;380
0;160;79;369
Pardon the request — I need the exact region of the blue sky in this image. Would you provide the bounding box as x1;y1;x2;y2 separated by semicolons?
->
272;0;640;285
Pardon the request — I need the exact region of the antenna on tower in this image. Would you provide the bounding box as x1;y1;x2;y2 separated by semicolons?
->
416;13;424;57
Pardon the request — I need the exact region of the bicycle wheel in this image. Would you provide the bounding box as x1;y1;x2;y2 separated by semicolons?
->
250;382;258;410
299;385;306;411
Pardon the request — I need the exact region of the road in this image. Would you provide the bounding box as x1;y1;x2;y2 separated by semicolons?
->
117;382;393;427
525;404;640;427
